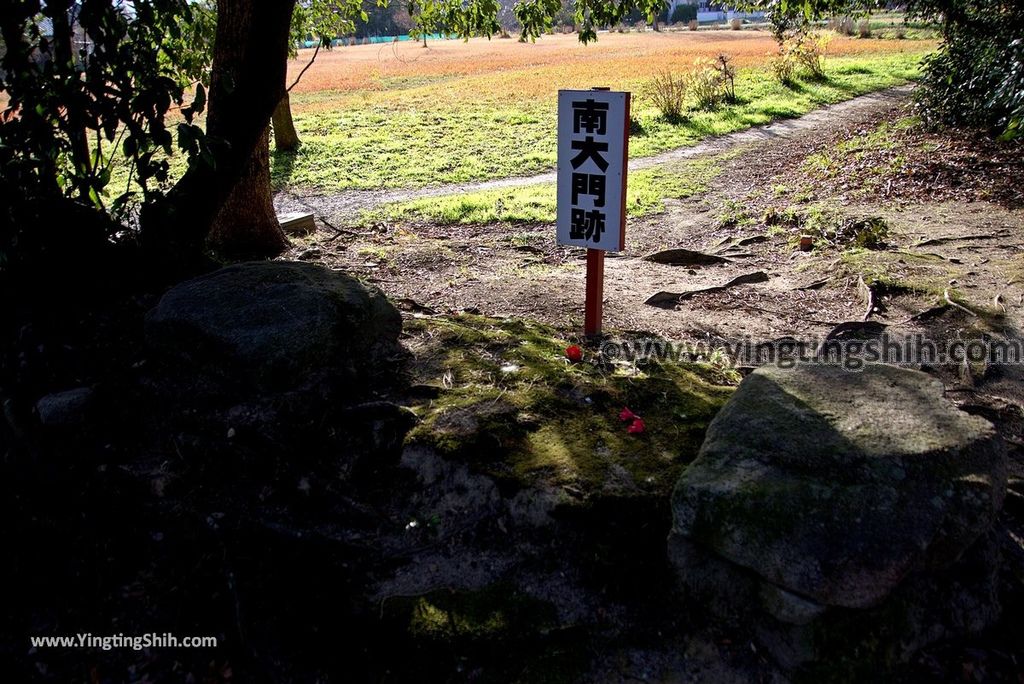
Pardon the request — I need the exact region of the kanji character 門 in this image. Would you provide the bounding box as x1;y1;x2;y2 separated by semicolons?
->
571;172;606;207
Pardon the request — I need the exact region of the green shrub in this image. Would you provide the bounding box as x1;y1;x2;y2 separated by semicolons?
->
910;0;1024;138
690;58;726;110
646;70;689;122
787;30;830;79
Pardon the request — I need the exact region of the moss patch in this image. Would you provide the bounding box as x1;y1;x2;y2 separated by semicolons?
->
405;586;558;641
402;314;737;498
839;248;963;297
383;584;587;682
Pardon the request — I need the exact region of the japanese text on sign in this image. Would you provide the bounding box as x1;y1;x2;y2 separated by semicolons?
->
556;90;630;252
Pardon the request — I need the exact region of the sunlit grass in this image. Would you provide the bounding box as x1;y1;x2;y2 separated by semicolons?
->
273;49;930;192
363;151;739;225
107;36;933;198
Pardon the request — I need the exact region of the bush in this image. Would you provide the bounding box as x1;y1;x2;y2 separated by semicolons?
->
769;0;1022;138
772;55;796;86
828;17;855;36
646;70;688;122
858;19;872;38
671;4;697;24
690;58;726;110
783;30;830;80
911;0;1023;137
730;18;742;30
688;19;699;31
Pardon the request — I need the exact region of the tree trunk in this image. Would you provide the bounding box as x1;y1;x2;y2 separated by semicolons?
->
140;0;296;268
272;92;301;152
207;125;287;258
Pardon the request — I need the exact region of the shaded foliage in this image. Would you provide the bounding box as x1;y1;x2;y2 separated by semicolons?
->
746;0;1022;137
906;0;1024;137
0;0;213;275
670;4;696;24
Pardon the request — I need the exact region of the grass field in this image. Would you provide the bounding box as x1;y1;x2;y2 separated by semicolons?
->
274;31;934;193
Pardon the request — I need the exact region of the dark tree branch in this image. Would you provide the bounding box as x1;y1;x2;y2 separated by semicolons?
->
287;38;322;93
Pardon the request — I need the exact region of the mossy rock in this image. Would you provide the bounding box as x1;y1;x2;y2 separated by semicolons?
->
401;314;737;500
669;363;1008;677
145;261;402;392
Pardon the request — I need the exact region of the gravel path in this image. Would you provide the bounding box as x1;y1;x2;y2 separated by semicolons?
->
274;85;914;224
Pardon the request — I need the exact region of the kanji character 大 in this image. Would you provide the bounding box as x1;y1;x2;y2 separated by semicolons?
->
570;136;609;172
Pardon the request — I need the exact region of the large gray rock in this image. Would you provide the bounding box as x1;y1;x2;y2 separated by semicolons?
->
35;387;94;427
668;363;1007;674
145;261;402;391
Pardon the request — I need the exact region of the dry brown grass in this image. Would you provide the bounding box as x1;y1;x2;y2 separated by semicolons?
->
287;31;925;106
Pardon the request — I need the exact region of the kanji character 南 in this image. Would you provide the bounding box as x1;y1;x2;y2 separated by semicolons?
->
571;98;609;136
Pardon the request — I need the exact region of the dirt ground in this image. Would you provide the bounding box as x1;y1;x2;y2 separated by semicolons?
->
277;86;1023;348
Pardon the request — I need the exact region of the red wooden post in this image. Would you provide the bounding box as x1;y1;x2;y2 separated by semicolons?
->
584;248;604;337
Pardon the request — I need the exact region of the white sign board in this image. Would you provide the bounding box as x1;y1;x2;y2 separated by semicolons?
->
556;90;630;252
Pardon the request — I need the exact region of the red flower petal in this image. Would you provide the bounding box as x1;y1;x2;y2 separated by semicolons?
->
619;407;636;422
565;345;583;363
627;417;646;434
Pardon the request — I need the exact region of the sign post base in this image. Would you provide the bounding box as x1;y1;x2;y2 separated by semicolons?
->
584;248;605;337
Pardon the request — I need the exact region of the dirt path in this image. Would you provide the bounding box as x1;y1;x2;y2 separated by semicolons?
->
274;85;914;223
